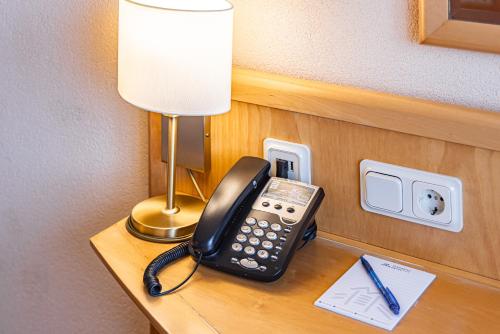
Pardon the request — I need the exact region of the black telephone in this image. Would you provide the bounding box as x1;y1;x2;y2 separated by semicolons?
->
143;156;324;296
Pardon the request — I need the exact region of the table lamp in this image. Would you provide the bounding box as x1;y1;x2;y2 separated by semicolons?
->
117;0;234;242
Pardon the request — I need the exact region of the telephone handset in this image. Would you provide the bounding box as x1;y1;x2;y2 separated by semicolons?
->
190;157;271;256
144;156;324;296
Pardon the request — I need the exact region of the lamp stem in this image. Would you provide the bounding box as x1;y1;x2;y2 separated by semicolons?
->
166;115;179;213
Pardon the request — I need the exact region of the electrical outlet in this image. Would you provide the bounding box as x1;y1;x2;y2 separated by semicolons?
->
263;138;311;183
412;182;452;224
360;160;463;232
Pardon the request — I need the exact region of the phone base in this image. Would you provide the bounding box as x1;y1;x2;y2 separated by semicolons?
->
127;193;205;243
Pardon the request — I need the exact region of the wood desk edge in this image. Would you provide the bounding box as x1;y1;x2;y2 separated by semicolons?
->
91;220;500;334
317;231;500;289
90;223;217;334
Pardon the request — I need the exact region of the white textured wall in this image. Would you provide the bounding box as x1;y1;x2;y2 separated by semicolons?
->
1;1;499;334
0;1;149;333
232;0;500;111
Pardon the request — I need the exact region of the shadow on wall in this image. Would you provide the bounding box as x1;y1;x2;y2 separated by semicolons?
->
86;0;121;93
0;1;149;333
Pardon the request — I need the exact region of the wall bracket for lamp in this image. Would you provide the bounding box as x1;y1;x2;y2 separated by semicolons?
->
162;115;211;174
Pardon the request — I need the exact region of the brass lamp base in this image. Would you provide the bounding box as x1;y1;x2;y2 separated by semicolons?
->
127;193;205;243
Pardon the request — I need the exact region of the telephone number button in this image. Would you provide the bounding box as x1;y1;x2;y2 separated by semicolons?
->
232;243;243;252
241;226;252;234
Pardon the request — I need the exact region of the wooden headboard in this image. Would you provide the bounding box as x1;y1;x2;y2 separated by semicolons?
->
149;68;500;280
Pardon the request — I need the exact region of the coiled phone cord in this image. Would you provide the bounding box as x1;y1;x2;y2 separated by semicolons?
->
143;241;202;297
143;222;317;297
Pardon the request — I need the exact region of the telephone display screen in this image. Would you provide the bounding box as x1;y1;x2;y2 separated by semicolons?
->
262;180;315;206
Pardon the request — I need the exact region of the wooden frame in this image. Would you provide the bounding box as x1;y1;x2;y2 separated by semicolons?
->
419;0;500;54
231;68;500;152
449;0;500;25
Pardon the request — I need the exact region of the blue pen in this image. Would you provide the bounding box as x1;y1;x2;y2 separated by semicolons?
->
360;256;400;315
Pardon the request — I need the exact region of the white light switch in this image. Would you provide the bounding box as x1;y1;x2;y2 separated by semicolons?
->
365;172;403;213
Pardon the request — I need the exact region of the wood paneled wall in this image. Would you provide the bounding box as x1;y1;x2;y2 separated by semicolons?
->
149;69;500;280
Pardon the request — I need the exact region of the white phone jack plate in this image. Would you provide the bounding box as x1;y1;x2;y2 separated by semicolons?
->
264;138;312;184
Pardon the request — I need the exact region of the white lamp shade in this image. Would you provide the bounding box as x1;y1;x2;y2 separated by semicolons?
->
118;0;234;116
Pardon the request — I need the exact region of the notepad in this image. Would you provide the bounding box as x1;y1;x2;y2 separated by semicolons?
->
314;255;436;331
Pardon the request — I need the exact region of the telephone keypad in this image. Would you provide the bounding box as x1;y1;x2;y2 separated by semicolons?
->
270;223;281;232
231;215;295;272
236;234;247;243
245;217;257;226
257;250;269;259
232;243;243;252
262;241;273;250
253;228;264;237
240;258;259;269
244;246;256;255
266;232;277;240
257;220;269;228
249;237;260;246
241;226;252;234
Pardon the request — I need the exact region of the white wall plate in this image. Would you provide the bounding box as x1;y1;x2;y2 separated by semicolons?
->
264;138;312;184
360;160;463;232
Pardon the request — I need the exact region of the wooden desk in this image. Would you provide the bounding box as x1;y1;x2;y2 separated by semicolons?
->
91;219;500;334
